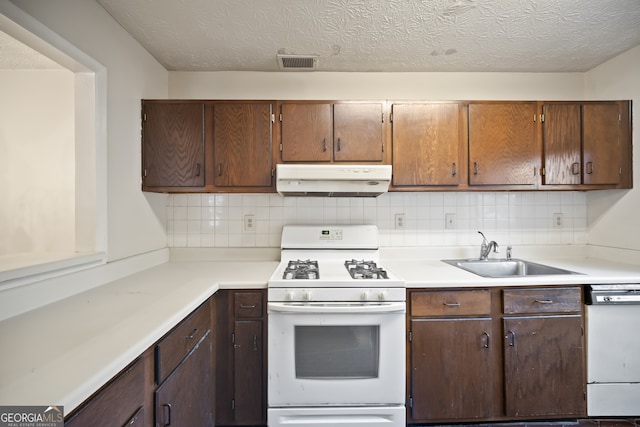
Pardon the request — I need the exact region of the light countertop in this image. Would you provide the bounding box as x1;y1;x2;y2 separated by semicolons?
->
0;259;277;414
2;246;640;416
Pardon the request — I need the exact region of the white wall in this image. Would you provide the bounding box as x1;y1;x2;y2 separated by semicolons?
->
9;0;170;261
0;69;75;255
169;71;584;100
585;45;640;251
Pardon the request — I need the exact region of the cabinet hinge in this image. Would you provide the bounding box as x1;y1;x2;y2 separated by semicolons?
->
408;330;412;342
231;332;235;345
272;168;275;177
279;143;283;152
541;167;545;176
143;113;147;122
389;112;393;123
143;168;148;178
408;396;413;408
540;113;545;123
271;113;275;123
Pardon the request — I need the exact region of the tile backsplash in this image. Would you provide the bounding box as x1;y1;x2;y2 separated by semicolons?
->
166;192;587;248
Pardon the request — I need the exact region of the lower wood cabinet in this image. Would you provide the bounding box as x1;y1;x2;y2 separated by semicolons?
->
64;349;155;427
407;286;586;424
64;297;214;427
215;289;267;426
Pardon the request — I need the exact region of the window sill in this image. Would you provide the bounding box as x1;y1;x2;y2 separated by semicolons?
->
0;252;106;290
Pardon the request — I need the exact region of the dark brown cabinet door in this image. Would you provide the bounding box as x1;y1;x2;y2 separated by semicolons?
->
583;102;623;185
333;103;384;162
542;103;582;185
142;102;205;189
503;315;585;417
156;332;213;427
469;102;538;185
410;318;497;421
213;102;273;187
233;320;265;425
215;290;267;426
281;103;333;161
392;103;462;186
280;102;384;162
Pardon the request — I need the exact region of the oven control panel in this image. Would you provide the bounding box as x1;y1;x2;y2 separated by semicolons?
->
268;287;406;302
319;229;343;240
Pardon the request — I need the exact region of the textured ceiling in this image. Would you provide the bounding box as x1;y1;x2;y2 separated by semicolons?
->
96;0;640;72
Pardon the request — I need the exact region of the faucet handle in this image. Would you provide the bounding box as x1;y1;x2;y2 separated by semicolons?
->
478;231;488;243
506;246;512;260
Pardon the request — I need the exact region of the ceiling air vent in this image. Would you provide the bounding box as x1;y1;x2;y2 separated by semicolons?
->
277;54;318;71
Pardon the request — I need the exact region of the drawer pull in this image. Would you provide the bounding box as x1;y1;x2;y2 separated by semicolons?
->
186;328;199;340
506;330;516;347
482;331;490;349
443;302;461;307
162;403;172;426
240;304;257;309
534;299;554;304
253;334;258;351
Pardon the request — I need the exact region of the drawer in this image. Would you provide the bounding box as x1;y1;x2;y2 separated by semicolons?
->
411;290;491;316
234;291;264;318
503;287;582;314
156;299;211;383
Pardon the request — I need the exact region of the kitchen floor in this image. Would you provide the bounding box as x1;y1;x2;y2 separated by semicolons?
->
408;420;640;427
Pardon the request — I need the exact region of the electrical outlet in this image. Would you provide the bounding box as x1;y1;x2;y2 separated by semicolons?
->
395;213;405;230
553;213;563;229
244;214;255;232
445;213;456;229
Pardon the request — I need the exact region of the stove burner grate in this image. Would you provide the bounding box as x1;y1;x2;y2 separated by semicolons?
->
283;259;319;280
345;259;389;280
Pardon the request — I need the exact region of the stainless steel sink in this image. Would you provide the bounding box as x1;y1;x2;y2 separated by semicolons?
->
442;258;580;278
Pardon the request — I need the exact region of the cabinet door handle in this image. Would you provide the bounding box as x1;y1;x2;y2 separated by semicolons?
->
586;161;594;174
217;163;223;176
240;304;256;309
443;302;460;307
195;163;201;177
322;138;327;152
186;328;199;339
534;299;554;304
452;162;457;176
482;331;490;349
253;334;258;351
337;137;341;151
571;162;580;175
162;403;172;426
473;161;479;175
506;330;516;347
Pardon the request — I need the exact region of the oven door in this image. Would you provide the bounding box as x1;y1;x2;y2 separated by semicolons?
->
268;301;406;407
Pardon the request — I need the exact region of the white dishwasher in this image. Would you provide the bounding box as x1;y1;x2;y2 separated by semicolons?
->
586;284;640;416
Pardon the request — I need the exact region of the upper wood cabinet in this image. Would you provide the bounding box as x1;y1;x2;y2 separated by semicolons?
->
468;102;539;187
542;101;632;188
279;101;386;163
212;102;273;187
391;103;466;187
142;101;205;189
141;100;275;193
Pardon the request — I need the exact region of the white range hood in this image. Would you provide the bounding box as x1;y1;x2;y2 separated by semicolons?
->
276;164;392;197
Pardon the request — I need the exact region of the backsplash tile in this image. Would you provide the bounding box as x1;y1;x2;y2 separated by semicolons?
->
166;192;587;248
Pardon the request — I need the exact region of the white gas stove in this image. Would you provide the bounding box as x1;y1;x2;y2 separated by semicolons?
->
268;225;405;302
267;225;406;427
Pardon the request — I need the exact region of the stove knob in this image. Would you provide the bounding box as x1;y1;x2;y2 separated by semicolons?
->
303;290;312;301
378;291;387;301
361;290;369;301
285;290;295;301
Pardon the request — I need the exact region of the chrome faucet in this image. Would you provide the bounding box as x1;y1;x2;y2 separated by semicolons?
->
478;231;500;260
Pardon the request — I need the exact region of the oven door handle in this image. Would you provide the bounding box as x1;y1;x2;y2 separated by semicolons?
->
267;301;406;314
